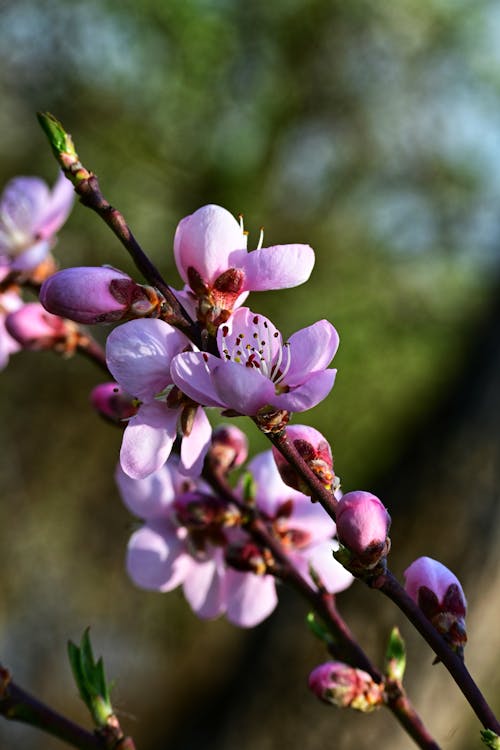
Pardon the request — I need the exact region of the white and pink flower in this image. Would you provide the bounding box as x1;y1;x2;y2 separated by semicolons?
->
0;172;74;271
174;204;315;328
171;307;338;417
106;318;211;479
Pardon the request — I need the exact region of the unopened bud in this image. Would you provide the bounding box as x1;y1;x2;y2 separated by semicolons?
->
90;383;139;423
40;266;163;324
404;557;467;656
308;662;384;711
207;424;249;473
272;425;334;493
336;491;391;569
5;302;75;349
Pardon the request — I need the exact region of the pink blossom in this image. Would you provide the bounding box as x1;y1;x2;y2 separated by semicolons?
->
40;266;161;324
116;459;277;627
404;557;467;654
248;451;353;594
5;302;72;349
0;282;22;369
404;557;466;612
174;204;315;328
206;424;249;473
106;318;211;479
0;172;74;271
272;424;336;493
90;382;139;423
308;661;383;711
171;307;338;416
336;491;391;568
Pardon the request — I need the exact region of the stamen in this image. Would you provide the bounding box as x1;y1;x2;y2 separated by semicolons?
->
273;342;292;384
257;227;264;250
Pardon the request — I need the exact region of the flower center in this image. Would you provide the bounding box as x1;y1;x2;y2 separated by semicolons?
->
220;314;291;385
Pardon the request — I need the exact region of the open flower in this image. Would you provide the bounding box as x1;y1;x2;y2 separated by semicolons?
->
174;204;315;330
116;459;278;627
248;451;353;594
171;307;338;417
106;318;211;479
0;172;74;271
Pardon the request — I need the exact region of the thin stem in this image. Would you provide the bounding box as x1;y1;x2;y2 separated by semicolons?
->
377;571;500;734
0;667;102;750
204;465;441;750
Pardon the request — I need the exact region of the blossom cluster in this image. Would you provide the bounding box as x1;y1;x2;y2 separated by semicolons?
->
1;173;468;642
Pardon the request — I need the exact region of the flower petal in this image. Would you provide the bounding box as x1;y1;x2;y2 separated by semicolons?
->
248;450;305;516
239;244;314;291
120;403;178;479
115;462;175;519
107;318;188;401
292;541;354;594
127;521;192;591
225;570;278;627
273;369;337;412
182;551;227;619
170;351;225;407
285;320;339;386
174;204;247;285
34;171;75;239
211;360;275;415
10;240;51;271
180;406;212;476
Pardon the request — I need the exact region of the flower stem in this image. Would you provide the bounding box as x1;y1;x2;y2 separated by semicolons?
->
204;466;441;750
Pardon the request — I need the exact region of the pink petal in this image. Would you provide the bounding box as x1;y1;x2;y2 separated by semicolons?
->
273;369;337;412
115;463;175;519
170;351;225;407
107;318;188;401
211;360;275;414
180;406;212;476
287;496;337;542
120;403;178;479
291;542;354;594
248;450;306;516
225;570;278;627
0;177;49;241
10;240;51;271
182;552;227;619
34;171;75;239
286;320;339;386
127;522;192;591
174;204;247;285
240;244;314;291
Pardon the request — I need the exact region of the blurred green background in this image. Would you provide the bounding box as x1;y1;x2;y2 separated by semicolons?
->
1;1;500;748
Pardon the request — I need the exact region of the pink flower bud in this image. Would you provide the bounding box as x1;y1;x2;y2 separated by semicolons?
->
336;491;391;568
404;557;467;655
207;424;249;473
308;662;384;711
272;425;335;493
40;266;160;324
90;382;139;423
5;302;73;349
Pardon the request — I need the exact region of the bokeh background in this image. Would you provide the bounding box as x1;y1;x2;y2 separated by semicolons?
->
1;1;500;748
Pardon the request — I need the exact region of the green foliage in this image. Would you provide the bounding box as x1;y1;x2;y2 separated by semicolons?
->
481;729;500;749
384;627;406;683
67;629;113;729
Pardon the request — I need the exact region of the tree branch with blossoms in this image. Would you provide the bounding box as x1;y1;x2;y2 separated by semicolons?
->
0;112;497;749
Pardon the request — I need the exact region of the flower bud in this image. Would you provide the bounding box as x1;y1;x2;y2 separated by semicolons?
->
336;491;391;568
404;556;467;656
5;302;75;350
207;424;249;473
40;266;162;324
308;662;384;711
90;383;139;423
272;425;335;493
